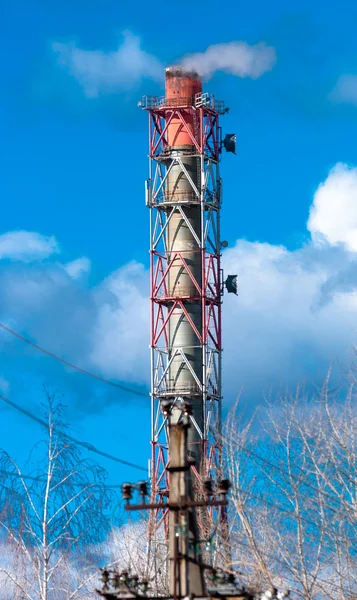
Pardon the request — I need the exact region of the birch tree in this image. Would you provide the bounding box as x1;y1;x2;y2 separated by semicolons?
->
0;389;113;600
224;384;357;599
100;517;169;596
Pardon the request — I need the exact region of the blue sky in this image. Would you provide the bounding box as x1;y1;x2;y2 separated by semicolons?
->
2;0;357;485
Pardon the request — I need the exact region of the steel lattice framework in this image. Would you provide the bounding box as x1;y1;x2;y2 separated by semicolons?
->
142;79;227;539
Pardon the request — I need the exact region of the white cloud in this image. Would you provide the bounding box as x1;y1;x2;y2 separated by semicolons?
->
63;256;91;279
89;261;148;383
307;163;357;251
330;74;357;106
52;31;163;97
0;258;149;390
222;239;357;398
0;231;58;262
181;41;276;80
3;163;357;407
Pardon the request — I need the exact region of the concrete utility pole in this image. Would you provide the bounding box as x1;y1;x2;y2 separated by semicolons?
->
168;416;204;597
125;403;227;598
97;403;243;600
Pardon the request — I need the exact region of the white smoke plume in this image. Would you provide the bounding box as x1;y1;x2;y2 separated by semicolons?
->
52;33;276;96
181;41;276;80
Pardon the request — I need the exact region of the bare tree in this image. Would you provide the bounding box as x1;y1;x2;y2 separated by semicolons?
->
223;384;357;600
99;512;169;596
0;388;113;600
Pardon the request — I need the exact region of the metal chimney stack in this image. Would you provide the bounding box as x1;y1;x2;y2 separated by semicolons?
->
165;68;204;461
141;66;226;539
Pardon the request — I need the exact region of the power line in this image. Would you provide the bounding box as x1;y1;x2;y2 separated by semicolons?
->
1;472;350;595
234;444;357;550
0;400;352;595
0;468;123;489
0;393;147;473
0;322;148;398
243;491;357;548
239;445;348;518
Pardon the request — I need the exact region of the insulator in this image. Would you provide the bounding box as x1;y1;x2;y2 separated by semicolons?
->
111;573;120;589
138;480;148;497
130;575;139;588
216;570;226;585
161;400;173;416
217;478;231;495
207;568;217;581
100;569;109;584
140;579;149;593
182;400;192;416
203;479;214;496
121;483;133;501
262;589;276;599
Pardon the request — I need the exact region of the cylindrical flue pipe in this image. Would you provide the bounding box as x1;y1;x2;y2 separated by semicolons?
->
165;67;203;466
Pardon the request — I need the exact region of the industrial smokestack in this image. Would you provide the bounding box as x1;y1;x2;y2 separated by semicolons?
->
144;65;226;543
164;66;204;466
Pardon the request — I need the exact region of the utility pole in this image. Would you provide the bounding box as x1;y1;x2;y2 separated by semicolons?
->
168;416;205;597
97;402;248;600
125;403;229;599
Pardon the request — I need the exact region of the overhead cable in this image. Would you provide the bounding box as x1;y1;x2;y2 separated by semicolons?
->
0;468;123;489
0;322;148;398
0;393;147;473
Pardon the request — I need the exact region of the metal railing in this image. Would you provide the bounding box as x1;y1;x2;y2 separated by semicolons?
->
155;382;202;396
139;94;226;114
162;190;199;204
150;188;219;205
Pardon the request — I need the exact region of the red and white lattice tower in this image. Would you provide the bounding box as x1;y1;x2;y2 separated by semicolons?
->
142;67;227;539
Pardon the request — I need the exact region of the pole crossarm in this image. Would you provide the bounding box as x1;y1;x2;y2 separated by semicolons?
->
125;499;228;511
